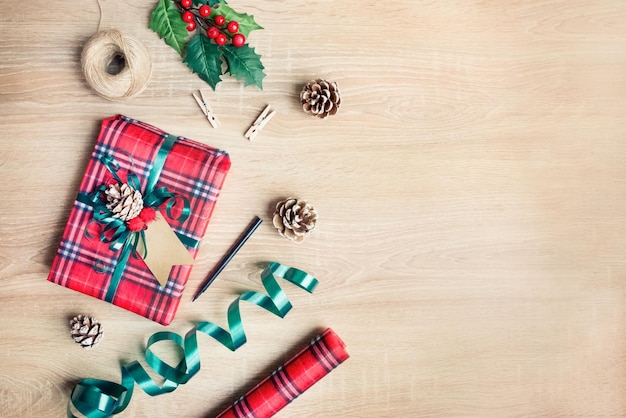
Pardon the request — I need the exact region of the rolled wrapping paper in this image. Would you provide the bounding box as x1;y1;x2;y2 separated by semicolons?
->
216;328;349;418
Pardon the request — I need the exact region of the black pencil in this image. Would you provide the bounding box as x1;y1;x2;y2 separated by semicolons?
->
192;216;263;302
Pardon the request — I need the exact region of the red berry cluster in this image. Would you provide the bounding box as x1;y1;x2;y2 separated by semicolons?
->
179;0;245;47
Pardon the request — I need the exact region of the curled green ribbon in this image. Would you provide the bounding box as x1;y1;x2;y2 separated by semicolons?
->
67;261;318;418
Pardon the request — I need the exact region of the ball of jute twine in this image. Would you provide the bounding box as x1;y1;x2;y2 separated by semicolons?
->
81;29;152;101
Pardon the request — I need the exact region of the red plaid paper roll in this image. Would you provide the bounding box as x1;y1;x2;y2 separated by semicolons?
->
216;328;349;418
47;115;230;325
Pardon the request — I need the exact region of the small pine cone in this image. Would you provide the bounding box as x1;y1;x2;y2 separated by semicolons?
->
272;198;318;242
105;182;143;221
70;315;103;349
300;79;341;119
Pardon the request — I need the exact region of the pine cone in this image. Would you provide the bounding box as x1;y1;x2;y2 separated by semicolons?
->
272;198;318;242
70;315;103;349
300;79;341;119
105;182;143;221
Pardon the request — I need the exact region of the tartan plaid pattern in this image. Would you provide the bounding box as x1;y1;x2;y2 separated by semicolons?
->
216;328;349;418
47;115;230;325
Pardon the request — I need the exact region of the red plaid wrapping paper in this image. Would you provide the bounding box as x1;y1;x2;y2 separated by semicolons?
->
216;328;349;418
47;115;230;325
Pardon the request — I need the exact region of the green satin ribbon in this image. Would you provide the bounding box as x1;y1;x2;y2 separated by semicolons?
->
67;262;318;418
78;134;194;301
145;134;175;195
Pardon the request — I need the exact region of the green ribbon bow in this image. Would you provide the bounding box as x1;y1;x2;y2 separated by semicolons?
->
77;134;192;301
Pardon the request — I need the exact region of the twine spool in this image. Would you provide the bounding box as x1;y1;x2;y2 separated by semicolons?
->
81;30;152;101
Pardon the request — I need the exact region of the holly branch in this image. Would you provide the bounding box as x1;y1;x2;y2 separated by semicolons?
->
150;0;265;90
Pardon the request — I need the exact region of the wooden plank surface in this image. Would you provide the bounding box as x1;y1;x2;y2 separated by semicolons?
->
1;0;626;416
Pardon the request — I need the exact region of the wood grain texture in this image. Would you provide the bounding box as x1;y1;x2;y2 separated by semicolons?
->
2;0;626;416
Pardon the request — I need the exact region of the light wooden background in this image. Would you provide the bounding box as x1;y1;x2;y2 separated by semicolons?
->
1;0;626;416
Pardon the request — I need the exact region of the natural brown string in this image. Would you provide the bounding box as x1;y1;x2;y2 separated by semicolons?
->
81;29;152;101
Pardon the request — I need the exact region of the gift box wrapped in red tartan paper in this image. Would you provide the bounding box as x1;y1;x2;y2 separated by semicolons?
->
47;115;230;325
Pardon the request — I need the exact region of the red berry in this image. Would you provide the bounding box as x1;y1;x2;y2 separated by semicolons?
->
182;11;194;23
127;217;146;232
227;21;239;33
231;33;245;47
215;33;227;46
206;26;219;39
180;0;192;8
214;15;225;26
139;207;157;224
186;20;196;31
199;5;211;17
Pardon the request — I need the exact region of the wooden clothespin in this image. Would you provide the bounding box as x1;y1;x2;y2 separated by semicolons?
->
192;90;220;128
244;105;275;140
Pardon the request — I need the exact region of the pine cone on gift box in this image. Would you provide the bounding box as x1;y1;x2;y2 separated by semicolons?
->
300;79;341;119
70;315;103;349
105;182;143;221
272;198;318;243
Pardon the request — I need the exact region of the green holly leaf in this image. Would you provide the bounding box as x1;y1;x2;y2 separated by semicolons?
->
193;0;225;6
222;44;265;89
149;0;189;56
183;35;224;89
210;3;263;38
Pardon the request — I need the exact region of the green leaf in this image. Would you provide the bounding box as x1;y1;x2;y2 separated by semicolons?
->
193;0;225;6
222;44;265;89
210;3;263;38
183;35;224;90
149;0;189;56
